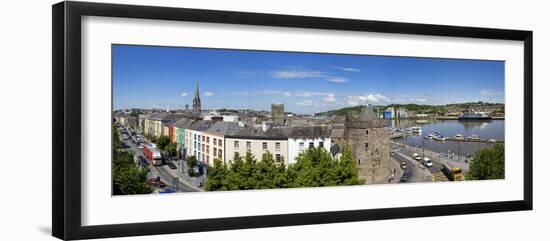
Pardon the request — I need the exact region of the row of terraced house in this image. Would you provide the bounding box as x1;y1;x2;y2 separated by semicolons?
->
139;112;332;167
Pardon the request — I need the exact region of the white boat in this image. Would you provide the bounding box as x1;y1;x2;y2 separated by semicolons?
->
432;132;446;141
467;135;480;141
486;138;497;143
411;126;422;134
453;134;465;141
424;134;434;140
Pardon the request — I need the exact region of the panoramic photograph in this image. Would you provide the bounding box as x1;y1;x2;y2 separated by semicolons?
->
111;44;505;195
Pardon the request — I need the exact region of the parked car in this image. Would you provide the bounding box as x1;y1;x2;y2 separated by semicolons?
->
159;188;176;194
399;174;408;183
413;153;421;161
146;178;166;188
400;161;407;170
138;156;149;167
423;157;433;167
167;161;177;170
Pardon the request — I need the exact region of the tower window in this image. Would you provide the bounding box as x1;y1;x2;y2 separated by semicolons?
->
365;143;369;150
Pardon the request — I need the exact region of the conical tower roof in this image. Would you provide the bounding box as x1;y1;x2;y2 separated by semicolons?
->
346;106;387;128
194;80;200;100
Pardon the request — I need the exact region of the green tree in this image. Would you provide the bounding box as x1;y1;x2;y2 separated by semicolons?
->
112;125;122;149
466;144;505;180
166;142;178;158
204;146;362;191
205;159;229;191
186;156;198;177
112;149;152;195
156;135;170;151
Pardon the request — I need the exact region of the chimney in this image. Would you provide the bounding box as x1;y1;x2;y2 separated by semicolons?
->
262;121;273;132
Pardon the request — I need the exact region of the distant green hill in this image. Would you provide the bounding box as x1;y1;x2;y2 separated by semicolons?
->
315;102;504;117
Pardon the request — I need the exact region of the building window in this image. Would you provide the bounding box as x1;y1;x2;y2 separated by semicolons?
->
246;141;251;149
218;149;222;159
365;143;369;150
276;154;281;163
234;141;239;149
202;136;205;142
213;147;217;156
319;142;324;148
234;152;239;159
262;142;268;150
207;136;210;143
206;155;209;164
299;142;304;151
275;142;281;151
309;142;314;148
219;139;223;147
366;130;369;135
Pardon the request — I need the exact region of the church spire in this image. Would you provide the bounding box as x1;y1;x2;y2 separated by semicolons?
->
194;80;200;99
192;80;201;114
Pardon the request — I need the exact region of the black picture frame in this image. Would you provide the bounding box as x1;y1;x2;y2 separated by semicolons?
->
52;1;533;240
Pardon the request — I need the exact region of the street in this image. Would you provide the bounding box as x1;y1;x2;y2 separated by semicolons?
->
117;125;202;193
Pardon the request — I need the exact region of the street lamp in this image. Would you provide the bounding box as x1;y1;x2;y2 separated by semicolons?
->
457;140;461;161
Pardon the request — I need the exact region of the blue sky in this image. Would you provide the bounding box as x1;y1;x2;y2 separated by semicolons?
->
112;45;504;114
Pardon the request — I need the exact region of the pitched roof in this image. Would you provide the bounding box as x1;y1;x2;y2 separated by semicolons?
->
226;125;331;140
330;124;345;139
288;125;331;139
173;118;195;129
206;121;244;135
189;120;212;131
226;126;290;140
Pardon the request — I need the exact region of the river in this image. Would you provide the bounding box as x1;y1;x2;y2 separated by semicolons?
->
389;119;504;157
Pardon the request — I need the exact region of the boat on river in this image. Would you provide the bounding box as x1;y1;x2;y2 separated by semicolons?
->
453;134;465;141
432;132;446;141
467;135;480;141
410;126;422;134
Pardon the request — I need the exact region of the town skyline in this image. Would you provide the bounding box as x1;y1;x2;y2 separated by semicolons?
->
113;45;505;114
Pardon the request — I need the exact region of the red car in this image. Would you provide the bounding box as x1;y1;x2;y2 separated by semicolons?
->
146;178;166;188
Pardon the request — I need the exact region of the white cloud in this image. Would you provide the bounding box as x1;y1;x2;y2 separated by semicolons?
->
204;92;214;97
416;98;427;102
480;89;503;96
345;94;391;106
326;77;347;83
323;94;337;103
297;100;314;106
263;90;292;97
335;66;360;72
231;91;250;95
295;91;332;97
181;92;188;97
270;68;347;84
270;70;324;79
